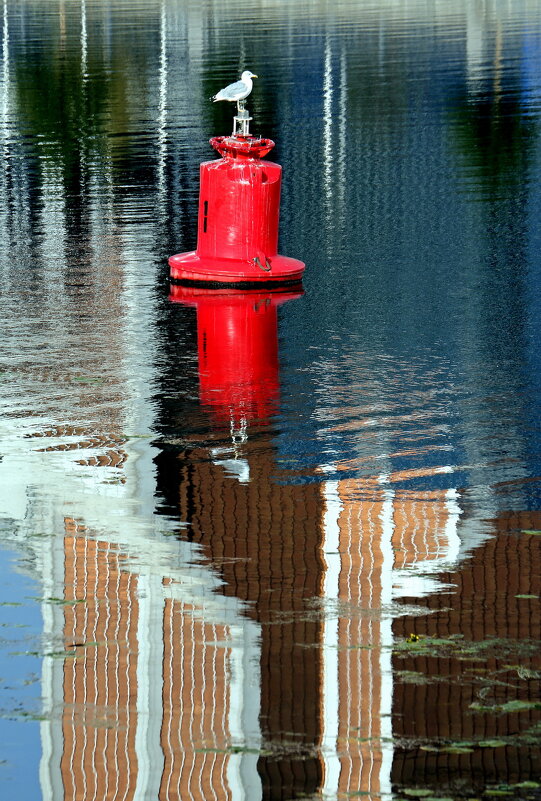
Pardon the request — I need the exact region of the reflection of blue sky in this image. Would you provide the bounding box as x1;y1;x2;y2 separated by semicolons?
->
521;21;541;466
524;95;541;485
0;544;42;798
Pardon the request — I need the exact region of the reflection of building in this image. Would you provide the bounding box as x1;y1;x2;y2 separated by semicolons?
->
61;519;140;800
393;509;541;791
37;507;263;801
158;289;465;800
317;472;460;801
169;432;325;799
155;444;464;801
15;413;532;801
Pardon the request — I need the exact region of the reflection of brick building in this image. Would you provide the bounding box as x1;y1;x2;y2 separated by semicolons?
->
51;416;537;800
54;429;467;801
58;515;261;801
62;519;139;800
173;435;326;800
392;509;541;792
159;593;233;801
319;472;460;801
164;424;463;801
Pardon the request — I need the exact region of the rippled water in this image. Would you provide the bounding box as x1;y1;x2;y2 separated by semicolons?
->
1;1;541;799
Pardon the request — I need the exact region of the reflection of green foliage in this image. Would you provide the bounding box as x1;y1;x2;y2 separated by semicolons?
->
11;8;153;191
15;52;111;187
470;699;541;714
449;91;536;192
393;634;539;660
16;55;107;137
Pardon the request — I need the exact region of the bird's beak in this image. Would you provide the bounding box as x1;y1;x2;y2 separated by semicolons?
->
252;73;258;78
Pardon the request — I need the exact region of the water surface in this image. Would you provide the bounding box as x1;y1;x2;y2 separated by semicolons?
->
0;1;540;799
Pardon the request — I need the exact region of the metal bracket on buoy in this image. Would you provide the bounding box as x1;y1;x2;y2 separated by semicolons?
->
233;99;252;137
253;255;272;272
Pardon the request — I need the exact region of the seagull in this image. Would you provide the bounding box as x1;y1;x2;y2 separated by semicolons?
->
212;71;258;103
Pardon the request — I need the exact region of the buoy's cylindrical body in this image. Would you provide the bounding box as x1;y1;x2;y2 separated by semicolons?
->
169;136;305;287
197;157;281;262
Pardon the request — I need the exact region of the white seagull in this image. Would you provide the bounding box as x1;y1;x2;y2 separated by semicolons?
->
212;71;258;103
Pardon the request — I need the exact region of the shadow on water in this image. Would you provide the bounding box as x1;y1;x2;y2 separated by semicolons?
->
0;1;540;800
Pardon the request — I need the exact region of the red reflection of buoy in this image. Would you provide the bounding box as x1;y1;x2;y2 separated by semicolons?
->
170;283;303;422
169;135;305;287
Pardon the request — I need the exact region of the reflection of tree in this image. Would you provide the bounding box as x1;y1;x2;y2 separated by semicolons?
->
14;52;110;190
451;18;538;197
450;89;536;192
449;20;537;198
15;59;146;206
10;5;160;191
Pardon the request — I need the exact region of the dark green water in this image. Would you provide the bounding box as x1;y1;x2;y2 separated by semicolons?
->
0;1;540;799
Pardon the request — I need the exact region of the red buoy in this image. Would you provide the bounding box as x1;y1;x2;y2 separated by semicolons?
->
169;101;305;288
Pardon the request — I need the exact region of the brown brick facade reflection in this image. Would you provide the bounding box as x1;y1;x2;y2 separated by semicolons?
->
323;475;456;800
57;451;537;799
62;518;139;801
392;510;541;790
336;481;387;799
61;520;238;801
176;437;326;799
160;590;233;801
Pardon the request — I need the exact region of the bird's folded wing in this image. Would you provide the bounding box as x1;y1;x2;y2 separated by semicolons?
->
217;80;246;98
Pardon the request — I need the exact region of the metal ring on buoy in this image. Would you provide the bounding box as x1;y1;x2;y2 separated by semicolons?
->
253;255;272;272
